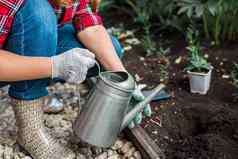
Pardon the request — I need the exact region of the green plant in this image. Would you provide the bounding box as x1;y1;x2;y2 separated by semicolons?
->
186;24;200;46
177;0;238;44
185;27;210;73
231;63;238;88
177;0;217;39
219;0;238;42
157;47;170;57
185;46;210;73
159;63;169;82
98;0;115;12
141;35;156;57
126;0;156;56
126;0;152;25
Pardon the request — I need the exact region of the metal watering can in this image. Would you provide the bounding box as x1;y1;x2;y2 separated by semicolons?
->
73;65;165;148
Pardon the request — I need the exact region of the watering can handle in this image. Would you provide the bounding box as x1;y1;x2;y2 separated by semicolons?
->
95;61;101;76
120;84;166;130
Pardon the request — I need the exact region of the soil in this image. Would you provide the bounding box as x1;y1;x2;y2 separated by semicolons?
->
122;40;238;159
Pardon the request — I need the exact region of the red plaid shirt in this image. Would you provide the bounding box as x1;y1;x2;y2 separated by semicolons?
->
0;0;102;48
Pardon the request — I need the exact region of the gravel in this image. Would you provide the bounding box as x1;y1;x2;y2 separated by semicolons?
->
0;83;142;159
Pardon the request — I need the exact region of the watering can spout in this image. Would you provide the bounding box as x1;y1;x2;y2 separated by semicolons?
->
120;84;165;131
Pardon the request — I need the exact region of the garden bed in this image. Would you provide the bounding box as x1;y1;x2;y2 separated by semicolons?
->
122;40;238;159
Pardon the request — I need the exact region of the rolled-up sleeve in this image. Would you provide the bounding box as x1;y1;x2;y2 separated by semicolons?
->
73;0;103;32
0;0;24;48
0;15;14;48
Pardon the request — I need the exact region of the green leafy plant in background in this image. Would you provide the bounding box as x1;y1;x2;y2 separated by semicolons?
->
157;47;171;57
141;25;156;57
126;0;156;56
98;0;115;12
185;26;210;73
177;0;238;45
177;0;217;40
126;0;152;25
159;63;169;83
219;0;238;42
150;0;188;33
100;0;238;45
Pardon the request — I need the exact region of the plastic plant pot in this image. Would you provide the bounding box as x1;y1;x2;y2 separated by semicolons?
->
187;66;213;95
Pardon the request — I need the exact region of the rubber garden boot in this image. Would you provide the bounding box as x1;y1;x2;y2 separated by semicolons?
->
11;98;75;159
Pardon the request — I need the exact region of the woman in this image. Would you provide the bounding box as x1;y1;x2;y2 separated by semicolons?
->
0;0;150;158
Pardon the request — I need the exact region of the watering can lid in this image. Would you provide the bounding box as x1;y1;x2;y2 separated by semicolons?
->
99;71;135;92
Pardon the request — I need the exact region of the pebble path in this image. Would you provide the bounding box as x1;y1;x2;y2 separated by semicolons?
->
0;83;142;159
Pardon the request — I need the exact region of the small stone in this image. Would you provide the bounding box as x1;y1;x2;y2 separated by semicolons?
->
120;142;133;154
164;136;169;140
76;153;86;159
0;145;4;156
204;54;209;58
21;157;32;159
152;130;158;135
111;140;124;150
124;147;136;157
133;151;142;159
13;154;20;159
78;84;89;96
3;146;13;159
223;58;228;62
17;152;26;158
91;146;103;156
95;152;107;159
222;75;230;79
174;56;182;64
125;38;141;45
139;57;145;61
124;45;132;51
107;149;114;157
79;148;93;157
108;154;121;159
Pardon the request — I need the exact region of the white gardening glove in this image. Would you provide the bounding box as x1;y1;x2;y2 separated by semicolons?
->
51;48;96;84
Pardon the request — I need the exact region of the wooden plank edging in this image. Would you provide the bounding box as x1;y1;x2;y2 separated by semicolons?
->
124;126;165;159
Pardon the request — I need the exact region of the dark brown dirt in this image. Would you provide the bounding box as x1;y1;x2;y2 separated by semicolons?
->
123;40;238;159
103;7;238;159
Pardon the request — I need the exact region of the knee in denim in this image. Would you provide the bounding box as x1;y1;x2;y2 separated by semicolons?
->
22;0;57;36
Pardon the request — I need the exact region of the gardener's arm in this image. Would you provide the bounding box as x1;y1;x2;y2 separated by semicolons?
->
77;25;125;71
73;0;125;71
0;48;95;83
0;49;51;81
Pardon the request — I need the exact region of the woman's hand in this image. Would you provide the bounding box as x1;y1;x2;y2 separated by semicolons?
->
51;48;96;84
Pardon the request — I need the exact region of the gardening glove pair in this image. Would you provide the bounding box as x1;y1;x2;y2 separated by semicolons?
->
51;48;96;84
128;84;152;128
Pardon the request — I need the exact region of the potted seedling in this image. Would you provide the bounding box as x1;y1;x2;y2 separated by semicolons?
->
184;26;213;94
185;45;213;95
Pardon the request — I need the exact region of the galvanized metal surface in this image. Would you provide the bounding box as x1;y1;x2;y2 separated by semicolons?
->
73;71;135;147
73;69;165;148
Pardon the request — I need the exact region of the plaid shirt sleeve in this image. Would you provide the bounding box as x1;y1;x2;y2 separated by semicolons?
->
73;0;103;31
0;0;24;48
